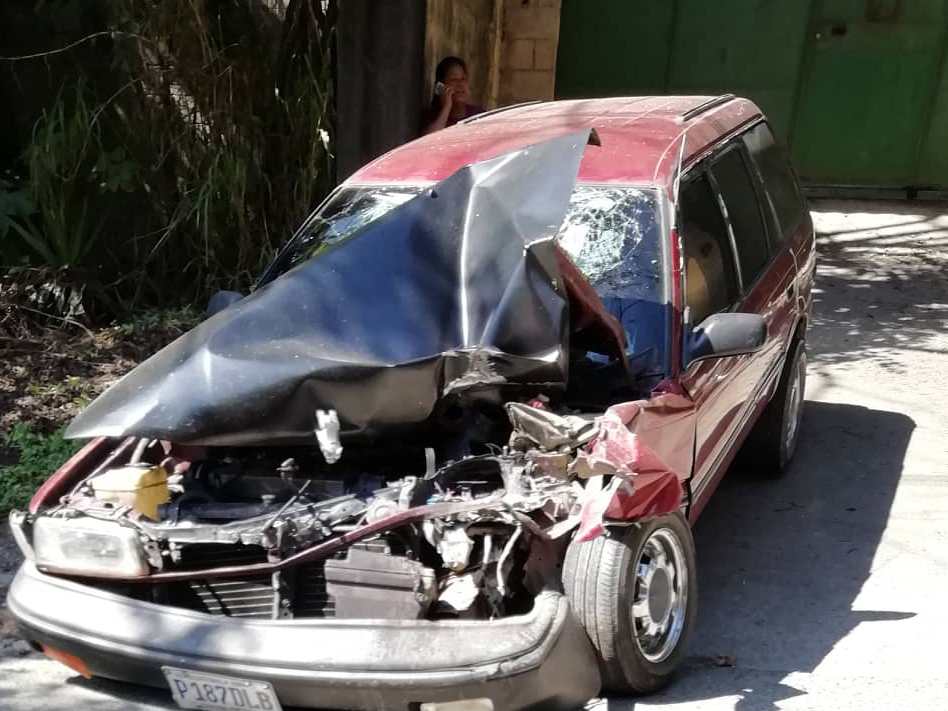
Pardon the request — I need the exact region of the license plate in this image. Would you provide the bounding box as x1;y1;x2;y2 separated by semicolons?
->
162;667;283;711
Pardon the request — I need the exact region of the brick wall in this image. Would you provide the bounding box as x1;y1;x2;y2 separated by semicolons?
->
498;0;562;104
423;0;562;109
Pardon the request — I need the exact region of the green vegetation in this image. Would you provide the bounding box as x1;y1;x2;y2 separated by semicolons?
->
0;425;82;514
115;306;201;337
1;0;337;321
0;306;205;512
1;3;337;504
27;377;94;410
113;306;202;348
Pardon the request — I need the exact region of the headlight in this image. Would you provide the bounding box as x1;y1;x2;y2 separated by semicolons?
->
33;516;149;578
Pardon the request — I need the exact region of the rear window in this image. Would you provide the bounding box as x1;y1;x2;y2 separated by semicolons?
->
743;122;806;239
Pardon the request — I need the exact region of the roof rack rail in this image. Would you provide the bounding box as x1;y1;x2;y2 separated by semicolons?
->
458;100;542;125
681;94;736;121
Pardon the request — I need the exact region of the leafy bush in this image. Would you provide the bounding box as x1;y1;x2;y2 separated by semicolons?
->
1;0;337;320
0;424;82;513
115;305;201;340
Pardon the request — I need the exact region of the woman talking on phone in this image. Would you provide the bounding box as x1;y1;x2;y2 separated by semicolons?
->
422;56;484;135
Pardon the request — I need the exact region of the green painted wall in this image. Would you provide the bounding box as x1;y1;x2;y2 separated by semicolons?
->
917;23;948;185
555;0;948;189
665;0;810;142
791;0;946;185
555;0;675;97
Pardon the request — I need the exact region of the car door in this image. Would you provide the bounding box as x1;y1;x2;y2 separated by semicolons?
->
681;138;798;501
677;168;746;498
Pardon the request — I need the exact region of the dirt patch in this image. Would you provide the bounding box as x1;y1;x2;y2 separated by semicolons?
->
0;309;200;437
0;308;200;655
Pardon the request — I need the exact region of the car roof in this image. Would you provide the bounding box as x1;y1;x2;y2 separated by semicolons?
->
347;95;763;194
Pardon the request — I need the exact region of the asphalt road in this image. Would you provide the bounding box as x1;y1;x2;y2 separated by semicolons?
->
2;200;947;711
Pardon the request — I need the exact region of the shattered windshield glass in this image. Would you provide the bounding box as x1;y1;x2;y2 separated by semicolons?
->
555;187;663;301
556;186;666;373
264;184;666;373
269;186;663;300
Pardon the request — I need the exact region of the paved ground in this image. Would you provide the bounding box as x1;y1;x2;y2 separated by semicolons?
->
2;200;947;710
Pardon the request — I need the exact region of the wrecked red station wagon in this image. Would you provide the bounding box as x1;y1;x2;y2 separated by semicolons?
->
7;96;814;711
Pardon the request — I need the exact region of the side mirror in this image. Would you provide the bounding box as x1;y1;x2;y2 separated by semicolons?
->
207;290;244;317
686;312;767;365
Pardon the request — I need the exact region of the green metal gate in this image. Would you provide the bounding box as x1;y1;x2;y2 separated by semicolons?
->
555;0;948;190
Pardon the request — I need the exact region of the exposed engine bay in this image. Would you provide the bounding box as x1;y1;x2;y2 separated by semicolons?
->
12;130;689;625
18;397;683;623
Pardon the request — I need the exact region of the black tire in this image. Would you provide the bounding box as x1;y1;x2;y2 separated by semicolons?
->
745;338;807;476
562;513;697;695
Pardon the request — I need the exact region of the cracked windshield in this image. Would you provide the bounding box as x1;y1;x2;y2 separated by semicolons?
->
271;186;665;369
278;185;662;296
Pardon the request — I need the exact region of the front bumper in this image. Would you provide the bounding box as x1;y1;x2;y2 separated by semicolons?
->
7;562;600;710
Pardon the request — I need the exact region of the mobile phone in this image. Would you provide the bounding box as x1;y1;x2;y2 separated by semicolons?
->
434;81;445;96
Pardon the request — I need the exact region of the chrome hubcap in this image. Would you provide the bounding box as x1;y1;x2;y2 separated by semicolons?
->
631;529;688;663
784;355;806;455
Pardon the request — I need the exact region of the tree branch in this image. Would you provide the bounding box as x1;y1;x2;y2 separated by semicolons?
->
0;31;152;62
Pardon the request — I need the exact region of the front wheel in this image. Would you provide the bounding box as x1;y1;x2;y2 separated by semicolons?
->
562;513;697;695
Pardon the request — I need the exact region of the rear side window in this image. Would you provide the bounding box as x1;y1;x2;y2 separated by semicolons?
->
679;173;739;325
743;122;806;239
711;148;770;287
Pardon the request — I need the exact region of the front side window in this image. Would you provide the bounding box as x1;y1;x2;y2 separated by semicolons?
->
712;148;770;287
679;173;739;325
743;122;806;241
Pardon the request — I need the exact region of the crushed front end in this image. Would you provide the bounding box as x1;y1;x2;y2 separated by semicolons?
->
8;401;653;710
6;130;690;711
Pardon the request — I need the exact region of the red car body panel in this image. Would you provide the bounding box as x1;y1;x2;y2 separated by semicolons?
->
349;96;762;193
347;96;815;521
347;95;812;527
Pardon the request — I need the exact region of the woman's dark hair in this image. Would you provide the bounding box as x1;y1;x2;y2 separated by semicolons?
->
435;56;467;85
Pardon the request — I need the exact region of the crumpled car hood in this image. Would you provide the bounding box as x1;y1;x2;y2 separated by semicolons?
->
66;130;595;446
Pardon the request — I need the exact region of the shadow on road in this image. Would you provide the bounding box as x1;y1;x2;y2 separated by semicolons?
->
598;201;932;710
806;200;948;376
64;676;177;710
